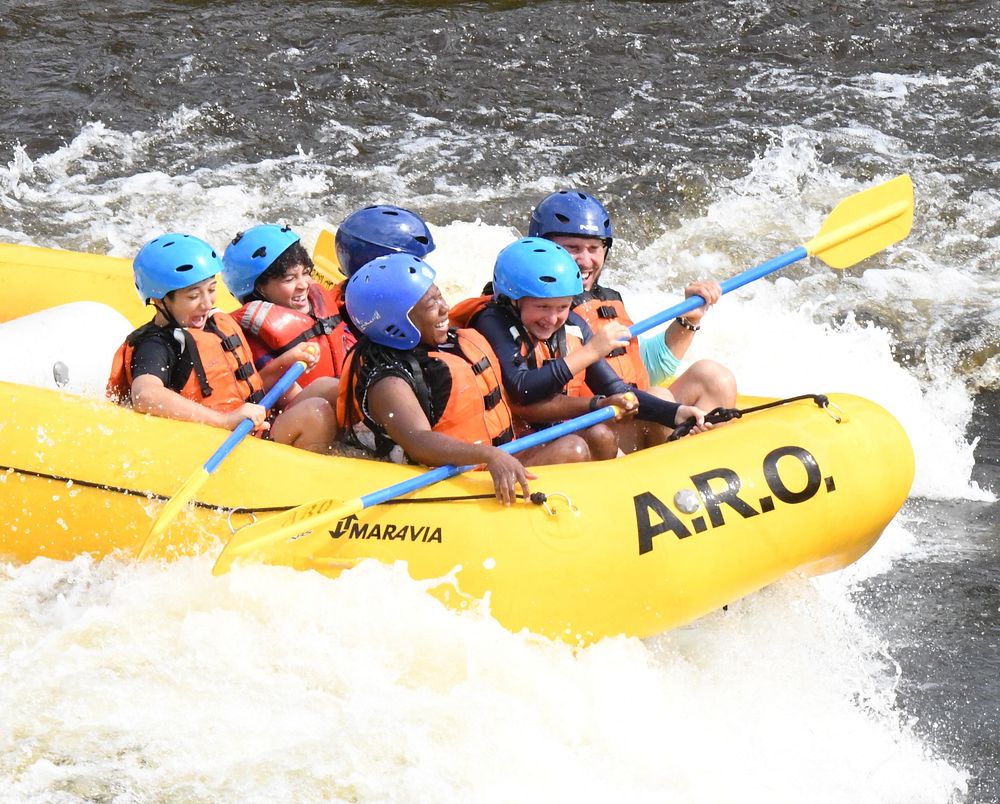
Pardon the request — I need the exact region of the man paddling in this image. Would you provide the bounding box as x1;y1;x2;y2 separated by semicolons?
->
529;190;737;425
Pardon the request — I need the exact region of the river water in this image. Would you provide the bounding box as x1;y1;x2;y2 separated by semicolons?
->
1;2;997;801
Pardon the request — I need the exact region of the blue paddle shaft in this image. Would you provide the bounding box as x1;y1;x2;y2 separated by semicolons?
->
628;247;808;338
358;404;619;510
203;361;307;474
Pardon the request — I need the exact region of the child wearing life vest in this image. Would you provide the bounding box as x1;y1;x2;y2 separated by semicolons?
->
107;233;337;454
222;224;355;384
466;238;711;456
528;190;737;446
338;253;593;505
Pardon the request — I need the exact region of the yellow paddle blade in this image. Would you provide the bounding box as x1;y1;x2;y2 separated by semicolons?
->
136;468;210;559
805;174;914;269
212;496;363;575
311;228;347;287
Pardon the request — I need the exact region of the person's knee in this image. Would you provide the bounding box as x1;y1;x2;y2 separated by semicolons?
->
587;423;618;461
279;398;337;453
689;359;737;406
555;434;590;463
705;360;737;405
298;376;339;407
647;385;675;403
313;398;339;441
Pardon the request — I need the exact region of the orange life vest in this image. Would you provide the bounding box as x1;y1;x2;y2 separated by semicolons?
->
516;321;592;399
107;312;265;412
571;286;650;390
452;295;592;398
337;328;514;460
448;294;491;329
235;281;354;384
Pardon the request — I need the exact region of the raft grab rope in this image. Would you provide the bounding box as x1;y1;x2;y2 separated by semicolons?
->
668;393;842;442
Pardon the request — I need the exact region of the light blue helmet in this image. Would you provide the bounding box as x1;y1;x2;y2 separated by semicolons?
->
492;237;583;300
345;253;437;349
335;205;435;277
133;233;222;302
222;224;301;301
528;189;613;244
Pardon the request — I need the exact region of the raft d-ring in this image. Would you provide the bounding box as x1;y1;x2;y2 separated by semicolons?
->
539;492;578;517
822;400;845;423
227;508;257;535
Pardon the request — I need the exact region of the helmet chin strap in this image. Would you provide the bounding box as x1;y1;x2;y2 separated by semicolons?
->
152;297;181;329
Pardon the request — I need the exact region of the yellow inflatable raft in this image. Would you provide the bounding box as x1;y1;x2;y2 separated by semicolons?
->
0;378;913;641
0;242;915;643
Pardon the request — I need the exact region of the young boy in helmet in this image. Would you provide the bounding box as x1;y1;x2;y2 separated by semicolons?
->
528;189;737;417
338;253;593;504
467;238;710;457
107;233;337;454
223;224;354;384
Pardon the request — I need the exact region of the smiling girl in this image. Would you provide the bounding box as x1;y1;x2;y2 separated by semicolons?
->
337;253;590;504
222;224;354;386
107;233;337;454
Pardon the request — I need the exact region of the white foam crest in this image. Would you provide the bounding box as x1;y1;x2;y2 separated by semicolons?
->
0;114;343;255
423;220;518;297
613;132;986;501
862;71;955;102
0;555;966;803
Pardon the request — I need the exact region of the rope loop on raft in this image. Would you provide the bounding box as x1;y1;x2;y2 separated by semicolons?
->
668;393;839;442
529;491;578;516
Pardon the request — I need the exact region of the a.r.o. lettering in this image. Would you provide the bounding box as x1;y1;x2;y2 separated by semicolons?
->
763;446;822;504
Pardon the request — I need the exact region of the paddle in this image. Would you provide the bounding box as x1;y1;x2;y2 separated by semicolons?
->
136;359;308;559
212;173;913;575
627;174;913;337
311;228;347;287
211;403;622;574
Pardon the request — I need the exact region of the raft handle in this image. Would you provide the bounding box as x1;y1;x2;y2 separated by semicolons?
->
227;508;257;535
820;398;844;423
529;492;578;516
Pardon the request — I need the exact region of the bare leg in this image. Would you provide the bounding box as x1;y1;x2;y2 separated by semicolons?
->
520;434;591;465
271;397;338;454
580;422;619;461
287;377;339;409
611;418;671;453
654;359;736;411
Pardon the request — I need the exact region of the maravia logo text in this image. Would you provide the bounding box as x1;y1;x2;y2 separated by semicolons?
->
634;445;835;555
329;514;443;543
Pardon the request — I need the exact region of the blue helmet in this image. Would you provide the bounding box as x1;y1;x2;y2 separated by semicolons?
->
345;253;437;349
133;233;222;302
221;224;301;301
492;238;583;300
335;205;435;277
528;189;613;244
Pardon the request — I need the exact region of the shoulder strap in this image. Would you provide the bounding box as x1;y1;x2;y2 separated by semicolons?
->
180;328;213;397
129;322;200;395
268;313;343;358
397;350;434;423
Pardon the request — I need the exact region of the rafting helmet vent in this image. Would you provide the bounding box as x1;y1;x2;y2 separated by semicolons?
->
133;233;222;302
528;189;613;245
335;205;435;278
492;237;583;300
345;252;437;349
221;224;301;301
